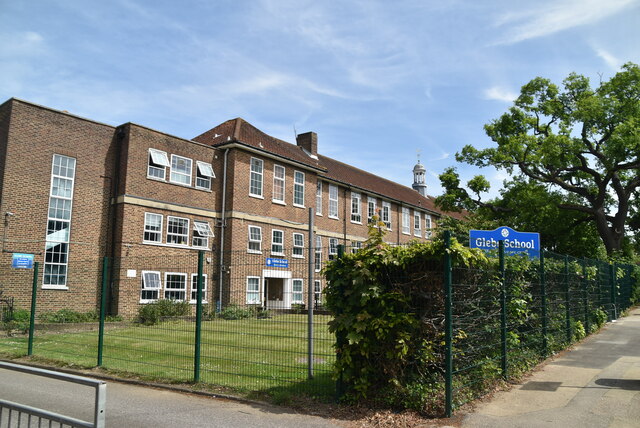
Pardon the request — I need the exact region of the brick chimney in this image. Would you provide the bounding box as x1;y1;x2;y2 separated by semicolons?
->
296;132;317;156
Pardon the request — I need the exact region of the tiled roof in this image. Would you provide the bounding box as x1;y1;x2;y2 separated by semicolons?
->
193;118;325;170
316;154;441;214
194;118;462;218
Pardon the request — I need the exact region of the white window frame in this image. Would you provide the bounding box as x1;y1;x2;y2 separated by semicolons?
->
272;164;286;204
292;279;304;304
414;211;422;237
170;154;192;186
328;184;339;219
329;238;338;259
190;273;208;303
402;207;411;235
382;201;391;229
249;157;264;198
195;161;215;190
293;171;305;207
315;236;322;272
167;216;190;246
314;280;322;308
351;241;362;253
367;196;377;223
246;276;261;304
271;229;284;255
44;154;76;289
192;220;214;248
425;214;433;238
316;181;323;215
148;148;170;180
293;233;304;258
164;272;187;301
248;225;262;253
351;192;361;223
140;270;162;303
143;212;163;243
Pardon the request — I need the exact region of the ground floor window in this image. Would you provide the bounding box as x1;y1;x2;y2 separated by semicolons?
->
247;276;261;304
164;272;187;300
141;271;161;302
314;280;322;308
190;273;208;303
292;279;303;303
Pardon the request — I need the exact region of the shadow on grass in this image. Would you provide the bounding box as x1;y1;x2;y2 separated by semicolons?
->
248;371;336;405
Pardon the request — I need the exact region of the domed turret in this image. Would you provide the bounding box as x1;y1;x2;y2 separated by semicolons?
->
412;158;427;196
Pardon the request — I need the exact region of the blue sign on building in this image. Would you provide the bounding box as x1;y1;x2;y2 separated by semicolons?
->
266;258;289;268
11;253;35;269
469;226;540;258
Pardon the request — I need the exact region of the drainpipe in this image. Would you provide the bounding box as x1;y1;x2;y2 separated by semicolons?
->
217;148;229;312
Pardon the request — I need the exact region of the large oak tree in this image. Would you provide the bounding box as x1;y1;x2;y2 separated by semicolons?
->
451;63;640;255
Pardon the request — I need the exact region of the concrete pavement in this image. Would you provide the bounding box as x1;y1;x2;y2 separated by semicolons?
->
462;307;640;428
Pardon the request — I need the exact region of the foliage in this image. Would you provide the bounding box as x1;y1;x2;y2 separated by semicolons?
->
438;63;640;256
1;309;31;336
138;300;190;325
324;222;489;411
437;176;606;258
39;309;123;323
219;304;255;320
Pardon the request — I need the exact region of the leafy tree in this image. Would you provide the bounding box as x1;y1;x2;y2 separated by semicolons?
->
436;174;606;258
444;63;640;255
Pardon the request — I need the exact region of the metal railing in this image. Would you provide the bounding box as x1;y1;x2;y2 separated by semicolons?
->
0;362;106;428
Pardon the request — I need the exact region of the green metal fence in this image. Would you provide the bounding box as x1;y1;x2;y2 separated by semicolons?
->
442;231;637;416
1;237;637;413
0;249;334;400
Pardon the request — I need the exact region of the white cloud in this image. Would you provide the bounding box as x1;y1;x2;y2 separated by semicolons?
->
593;46;622;70
484;86;517;103
493;0;637;45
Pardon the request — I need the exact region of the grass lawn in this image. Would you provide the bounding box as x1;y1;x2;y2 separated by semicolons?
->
0;314;336;399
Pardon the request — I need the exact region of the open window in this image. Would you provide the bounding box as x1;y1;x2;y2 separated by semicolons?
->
192;221;214;248
141;271;161;302
196;161;215;190
148;149;170;180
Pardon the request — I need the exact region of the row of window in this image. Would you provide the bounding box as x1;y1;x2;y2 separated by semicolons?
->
141;271;207;303
402;207;434;238
247;225;340;262
143;213;215;248
250;158;306;207
148;148;215;190
249;156;433;234
246;277;323;305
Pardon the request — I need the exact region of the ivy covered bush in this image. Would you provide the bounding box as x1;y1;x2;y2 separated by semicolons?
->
323;222;489;412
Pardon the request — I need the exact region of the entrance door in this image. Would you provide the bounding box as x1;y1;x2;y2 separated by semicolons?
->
264;277;286;309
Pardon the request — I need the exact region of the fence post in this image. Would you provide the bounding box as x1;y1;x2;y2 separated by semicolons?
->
97;257;108;366
307;207;315;380
499;241;507;380
564;256;571;343
194;250;204;383
582;259;589;335
443;230;453;418
540;251;547;356
335;244;345;402
27;262;39;356
610;263;617;321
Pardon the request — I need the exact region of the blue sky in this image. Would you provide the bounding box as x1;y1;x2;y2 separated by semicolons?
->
1;0;639;199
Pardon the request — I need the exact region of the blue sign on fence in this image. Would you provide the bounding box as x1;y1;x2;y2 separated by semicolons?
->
11;253;34;269
470;226;540;258
266;258;289;268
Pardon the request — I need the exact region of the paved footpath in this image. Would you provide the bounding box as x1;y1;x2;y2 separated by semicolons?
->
0;367;341;428
462;307;640;428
